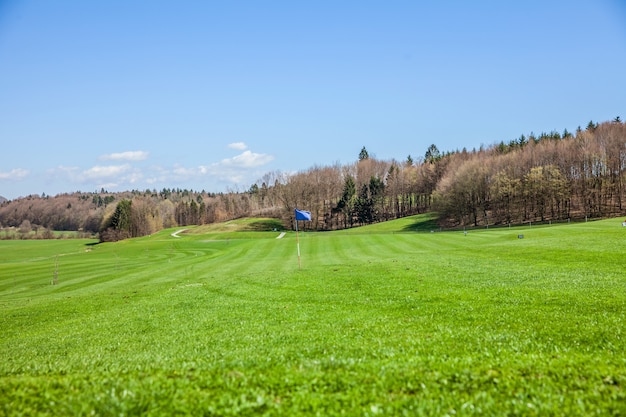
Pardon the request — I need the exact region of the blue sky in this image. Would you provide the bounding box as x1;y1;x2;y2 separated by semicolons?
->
1;1;625;200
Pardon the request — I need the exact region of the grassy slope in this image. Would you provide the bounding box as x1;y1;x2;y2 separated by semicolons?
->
1;215;625;416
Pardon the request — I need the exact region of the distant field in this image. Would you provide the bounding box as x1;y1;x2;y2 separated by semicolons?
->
1;215;625;415
0;228;90;240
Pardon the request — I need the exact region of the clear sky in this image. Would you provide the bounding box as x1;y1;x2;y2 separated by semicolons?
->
1;1;625;200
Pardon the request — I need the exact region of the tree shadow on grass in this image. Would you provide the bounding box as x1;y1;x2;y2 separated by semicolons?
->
401;213;441;232
245;219;285;232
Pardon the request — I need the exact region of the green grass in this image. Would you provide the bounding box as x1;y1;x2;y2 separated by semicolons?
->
1;215;625;415
0;229;89;240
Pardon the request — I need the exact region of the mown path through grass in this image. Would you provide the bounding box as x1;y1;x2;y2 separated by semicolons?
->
1;216;625;415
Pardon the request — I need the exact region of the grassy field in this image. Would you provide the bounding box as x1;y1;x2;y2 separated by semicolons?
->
1;215;625;416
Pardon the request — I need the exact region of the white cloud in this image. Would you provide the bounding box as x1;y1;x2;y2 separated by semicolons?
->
159;149;273;189
125;170;144;184
95;181;121;190
228;142;248;151
218;150;274;168
49;166;80;178
42;146;274;194
0;168;29;180
172;166;198;178
100;151;149;161
82;164;132;180
49;164;143;191
82;164;144;190
165;149;273;189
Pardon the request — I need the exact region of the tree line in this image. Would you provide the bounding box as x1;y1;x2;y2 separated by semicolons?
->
0;189;277;241
1;118;624;240
268;119;626;229
435;119;626;226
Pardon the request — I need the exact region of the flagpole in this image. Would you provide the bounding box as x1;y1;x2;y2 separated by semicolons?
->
295;217;301;269
294;208;310;270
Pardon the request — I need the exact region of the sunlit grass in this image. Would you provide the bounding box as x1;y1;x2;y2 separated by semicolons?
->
1;215;625;415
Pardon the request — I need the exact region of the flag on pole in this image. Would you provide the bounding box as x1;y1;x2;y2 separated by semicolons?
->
295;209;311;221
294;208;311;269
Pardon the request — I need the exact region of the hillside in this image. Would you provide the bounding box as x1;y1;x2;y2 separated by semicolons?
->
1;119;625;240
1;216;625;414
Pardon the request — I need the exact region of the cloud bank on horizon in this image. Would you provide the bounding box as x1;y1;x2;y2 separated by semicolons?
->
0;143;273;198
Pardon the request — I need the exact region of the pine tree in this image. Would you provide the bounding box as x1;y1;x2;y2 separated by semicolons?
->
359;146;369;161
424;144;441;163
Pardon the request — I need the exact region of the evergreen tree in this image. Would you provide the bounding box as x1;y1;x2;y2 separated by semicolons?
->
100;199;132;242
359;146;369;161
110;200;132;232
586;120;597;131
424;144;441;163
335;175;356;227
518;134;527;147
355;184;372;224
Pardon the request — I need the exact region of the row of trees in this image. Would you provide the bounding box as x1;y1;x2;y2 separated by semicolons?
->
261;119;626;229
99;192;279;241
0;189;274;241
2;118;625;240
435;121;626;226
263;156;438;231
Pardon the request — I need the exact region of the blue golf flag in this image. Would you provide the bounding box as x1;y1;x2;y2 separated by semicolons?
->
295;209;311;221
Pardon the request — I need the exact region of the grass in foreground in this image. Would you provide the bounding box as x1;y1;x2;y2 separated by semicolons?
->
1;215;625;416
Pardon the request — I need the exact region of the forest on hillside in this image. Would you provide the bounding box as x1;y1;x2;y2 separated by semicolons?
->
1;118;625;240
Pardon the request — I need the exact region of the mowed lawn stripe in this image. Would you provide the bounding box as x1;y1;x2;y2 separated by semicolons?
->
1;217;626;415
303;233;406;267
